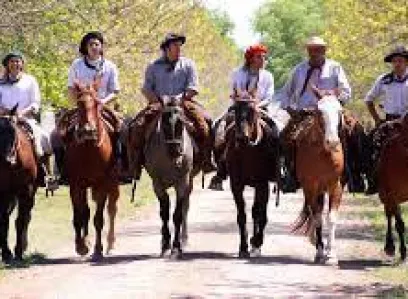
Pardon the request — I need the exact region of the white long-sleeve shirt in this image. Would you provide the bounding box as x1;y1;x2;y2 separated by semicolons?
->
364;69;408;116
68;58;120;103
231;67;274;103
280;59;351;109
0;73;41;114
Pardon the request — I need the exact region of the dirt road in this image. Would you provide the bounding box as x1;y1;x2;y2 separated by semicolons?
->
0;187;403;298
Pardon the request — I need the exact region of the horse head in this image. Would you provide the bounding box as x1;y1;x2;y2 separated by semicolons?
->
72;80;101;143
232;100;261;147
161;95;185;159
0;104;18;164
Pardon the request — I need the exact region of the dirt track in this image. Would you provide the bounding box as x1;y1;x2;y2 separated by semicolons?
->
0;186;403;298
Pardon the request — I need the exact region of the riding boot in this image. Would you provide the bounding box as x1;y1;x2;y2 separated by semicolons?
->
201;147;217;173
281;147;298;193
208;159;227;190
41;154;59;191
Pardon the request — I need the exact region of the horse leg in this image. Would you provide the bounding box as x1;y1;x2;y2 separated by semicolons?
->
231;183;249;258
325;181;343;266
395;206;406;261
158;193;171;257
0;196;15;262
250;183;269;257
106;185;119;255
384;205;396;257
14;187;35;261
70;186;90;256
91;188;108;261
181;180;193;249
171;192;187;259
313;194;325;264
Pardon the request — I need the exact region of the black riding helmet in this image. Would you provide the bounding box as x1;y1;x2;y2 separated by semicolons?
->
79;31;104;56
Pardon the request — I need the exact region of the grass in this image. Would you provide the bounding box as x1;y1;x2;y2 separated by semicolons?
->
0;174;155;277
351;194;408;289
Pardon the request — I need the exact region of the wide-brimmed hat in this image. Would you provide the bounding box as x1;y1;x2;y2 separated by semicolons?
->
305;36;327;47
160;33;186;50
79;31;104;56
2;51;24;67
384;45;408;63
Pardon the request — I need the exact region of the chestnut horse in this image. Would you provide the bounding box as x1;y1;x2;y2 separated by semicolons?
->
0;106;38;262
377;116;408;262
287;97;344;265
225;100;280;258
63;82;119;261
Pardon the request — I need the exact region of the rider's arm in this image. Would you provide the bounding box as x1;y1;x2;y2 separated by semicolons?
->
335;64;352;104
141;63;159;103
184;59;199;101
20;76;40;118
258;71;275;107
365;76;384;126
100;63;120;105
279;68;297;110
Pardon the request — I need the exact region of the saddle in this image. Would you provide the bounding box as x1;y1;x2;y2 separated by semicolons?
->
57;106;123;142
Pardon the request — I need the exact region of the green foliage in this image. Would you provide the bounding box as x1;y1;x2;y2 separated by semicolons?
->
0;0;240;115
253;0;325;88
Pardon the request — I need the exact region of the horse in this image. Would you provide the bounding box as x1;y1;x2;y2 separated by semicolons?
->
225;100;280;258
0;105;38;262
62;81;119;261
377;115;408;262
139;95;200;259
288;96;344;265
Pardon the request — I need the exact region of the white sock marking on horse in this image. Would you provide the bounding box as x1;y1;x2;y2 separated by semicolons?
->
326;210;338;259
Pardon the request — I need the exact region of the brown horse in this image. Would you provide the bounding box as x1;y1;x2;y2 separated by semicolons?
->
226;100;280;258
377;116;408;262
288;102;344;265
0;106;38;262
63;81;119;261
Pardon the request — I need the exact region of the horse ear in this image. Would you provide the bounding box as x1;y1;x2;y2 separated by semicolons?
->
10;104;18;116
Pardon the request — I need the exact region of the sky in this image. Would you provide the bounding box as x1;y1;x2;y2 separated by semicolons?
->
203;0;267;49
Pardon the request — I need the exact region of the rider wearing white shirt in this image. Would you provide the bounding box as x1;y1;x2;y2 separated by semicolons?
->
364;45;408;194
0;51;56;188
365;46;408;124
209;44;281;190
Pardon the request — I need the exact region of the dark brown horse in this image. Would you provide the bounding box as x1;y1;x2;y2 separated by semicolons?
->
225;100;280;258
0;106;38;262
63;81;119;261
287;100;344;265
378;116;408;262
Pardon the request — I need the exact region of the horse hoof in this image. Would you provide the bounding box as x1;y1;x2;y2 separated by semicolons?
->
250;247;261;258
75;243;90;257
91;252;103;262
160;248;171;258
384;246;396;257
170;248;182;260
314;254;325;264
181;237;189;249
238;250;250;259
2;249;13;263
325;255;338;266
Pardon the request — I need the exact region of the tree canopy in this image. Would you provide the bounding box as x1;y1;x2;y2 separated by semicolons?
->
0;0;240;115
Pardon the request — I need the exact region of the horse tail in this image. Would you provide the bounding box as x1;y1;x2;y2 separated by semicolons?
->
291;194;324;235
291;202;312;235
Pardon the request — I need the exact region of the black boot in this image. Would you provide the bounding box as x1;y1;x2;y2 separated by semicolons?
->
208;160;227;191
